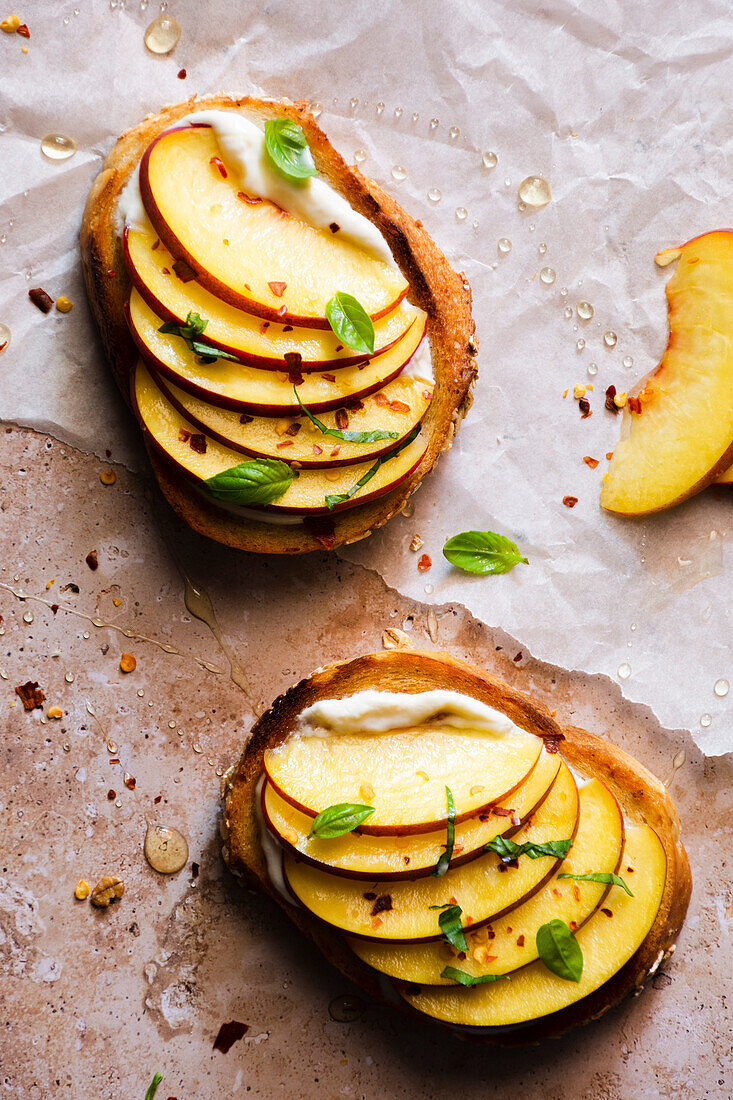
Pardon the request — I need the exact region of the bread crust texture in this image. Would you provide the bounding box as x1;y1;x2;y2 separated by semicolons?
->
81;95;477;553
222;648;691;1045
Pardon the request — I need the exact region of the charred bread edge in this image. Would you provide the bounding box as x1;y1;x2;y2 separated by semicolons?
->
80;95;477;554
221;649;691;1045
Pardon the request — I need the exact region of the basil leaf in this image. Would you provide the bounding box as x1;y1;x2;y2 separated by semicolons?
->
536;918;583;982
441;966;511;986
144;1074;162;1100
308;802;375;839
159;311;238;362
428;903;467;951
433;786;455;877
264;118;317;182
557;871;634;897
326;292;375;354
204;458;295;505
325;423;421;510
485;836;573;862
293;387;398;444
443;530;528;575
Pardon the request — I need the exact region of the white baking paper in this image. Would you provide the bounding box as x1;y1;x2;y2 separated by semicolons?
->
0;0;731;752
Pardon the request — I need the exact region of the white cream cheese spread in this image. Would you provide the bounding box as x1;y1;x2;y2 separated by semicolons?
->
294;689;521;738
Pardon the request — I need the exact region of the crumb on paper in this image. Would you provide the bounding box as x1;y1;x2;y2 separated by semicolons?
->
409;534;424;552
100;469;117;486
563;495;579;508
417;553;432;572
55;296;73;313
28;287;53;313
119;653;136;673
90;875;124;908
583;456;599;469
381;627;414;651
74;879;89;900
47;705;63;719
213;1021;249;1054
15;680;44;710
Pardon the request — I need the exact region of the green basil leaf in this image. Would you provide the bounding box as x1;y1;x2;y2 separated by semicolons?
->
557;871;634;897
308;802;375;839
189;338;239;362
326;292;376;354
158;311;238;362
204;458;295;506
428;903;467;951
536;918;583;982
293;387;398;444
264;118;317;181
485;835;573;862
440;966;511;986
325;423;421;510
443;530;528;575
433;786;455;877
144;1073;163;1100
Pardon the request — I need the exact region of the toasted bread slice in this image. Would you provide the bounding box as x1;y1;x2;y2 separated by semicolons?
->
222;649;691;1044
81;95;476;553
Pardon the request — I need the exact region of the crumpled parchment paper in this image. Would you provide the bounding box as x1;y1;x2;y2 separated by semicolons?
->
1;0;730;752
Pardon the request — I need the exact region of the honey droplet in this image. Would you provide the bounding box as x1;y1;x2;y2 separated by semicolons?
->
329;994;366;1022
497;237;512;255
449;126;460;140
482;150;498;169
576;338;585;352
539;267;556;286
427;187;441;203
713;678;729;698
429;117;439;131
700;713;712;728
22;610;33;624
577;300;594;321
144;824;189;874
143;14;181;54
391;165;407;181
354;148;366;164
603;330;617;348
622;355;634;368
455;207;468;222
518;175;551;208
394;106;403;119
41;134;77;161
617;662;631;680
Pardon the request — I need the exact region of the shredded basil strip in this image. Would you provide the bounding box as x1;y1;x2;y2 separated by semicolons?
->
293;387;398;444
203;458;295;506
443;530;528;575
144;1073;163;1100
325;423;421;510
325;291;375;355
428;903;467;951
557;871;634;897
433;786;455;877
536;918;583;982
485;835;574;862
441;966;511;986
159;311;238;362
264;118;317;182
308;802;375;839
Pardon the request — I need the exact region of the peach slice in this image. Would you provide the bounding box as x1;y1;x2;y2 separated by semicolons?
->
127;290;428;416
262;749;561;879
124;224;417;368
602;231;733;515
349;777;623;978
132;360;428;515
401;822;665;1026
150;365;431;470
139;125;408;326
264;720;543;836
715;464;733;484
283;763;579;942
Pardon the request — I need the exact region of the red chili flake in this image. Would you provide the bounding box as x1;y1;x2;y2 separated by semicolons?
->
303;515;336;550
313;444;323;456
329;222;340;233
606;451;614;461
285;422;301;437
601;907;613;918
28;287;53;313
178;428;191;443
330;445;341;457
107;789;116;801
322;373;336;383
108;758;120;765
513;651;523;662
189;434;207;455
417;553;432;572
578;397;591;418
160;267;170;276
424;388;433;401
583;455;599;469
505;927;513;935
50;604;58;615
627;866;635;873
151;239;161;251
335;344;344;352
389;399;411;414
209;155;227;178
516;934;525;947
15;681;44;710
370;894;393;916
259;321;270;333
86;550;99;571
452;845;464;854
605;385;619;413
363;891;377;901
486;926;495;939
403;855;411;865
465;915;474;926
569;920;578;931
572;883;581;902
543;734;564;754
276;305;287;317
124;775;136;790
154;795;162;804
282;325;293;332
0;340;7;352
239;414;254;425
563;495;578;508
510;813;520;826
268;281;287;298
492;807;513;818
374;392;389;407
345;398;364;412
172;259;196;283
107;269;115;278
628;396;642;414
448;896;458;905
552;887;562;898
213;1021;249;1054
276;440;293;449
335;408;349;430
16;23;29;38
177;68;187;79
237;191;261;205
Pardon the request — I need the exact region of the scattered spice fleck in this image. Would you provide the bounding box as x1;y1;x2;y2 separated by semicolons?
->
74;880;90;900
516;934;525;947
605;384;619;412
410;533;424;552
563;495;578;508
601;907;613;918
606;451;614;461
172;258;196;283
329;222;341;233
107;789;116;801
16;20;28;37
189;433;207;455
177;67;187;79
209;155;227;178
99;469;117;486
0;15;20;32
583;456;599;469
55;295;73;313
213;1021;249;1054
513;652;523;663
90;875;125;908
417;553;432;572
120;653;137;674
124;773;136;790
85;550;98;571
573;383;586;400
370;894;393;916
47;705;63;720
28;287;53;313
15;681;44;710
268;281;287;297
578;397;591;418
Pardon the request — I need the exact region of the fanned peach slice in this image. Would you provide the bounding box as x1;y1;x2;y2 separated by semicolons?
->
127;290;428;416
715;464;733;484
132;360;428;515
401;822;665;1026
349;777;623;978
139;125;408;326
124;224;417;368
151;365;431;470
602;231;733;515
262;749;561;879
264;721;543;835
283;764;579;942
